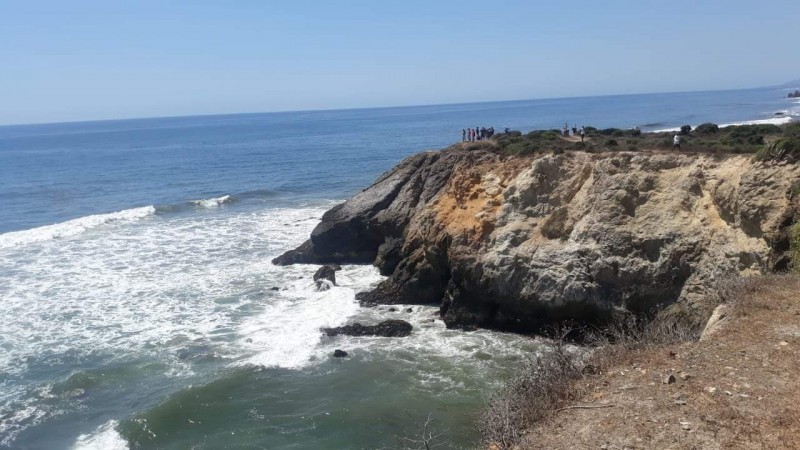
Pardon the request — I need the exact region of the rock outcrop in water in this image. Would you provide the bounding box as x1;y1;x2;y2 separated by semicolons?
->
313;264;340;291
274;148;800;332
323;320;413;337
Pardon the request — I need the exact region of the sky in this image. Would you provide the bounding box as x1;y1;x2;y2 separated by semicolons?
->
1;0;799;125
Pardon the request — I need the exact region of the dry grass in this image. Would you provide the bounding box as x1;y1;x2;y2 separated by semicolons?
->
479;338;582;448
481;275;800;449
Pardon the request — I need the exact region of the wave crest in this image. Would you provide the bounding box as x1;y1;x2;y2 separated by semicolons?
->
190;195;233;208
0;206;156;249
71;420;128;450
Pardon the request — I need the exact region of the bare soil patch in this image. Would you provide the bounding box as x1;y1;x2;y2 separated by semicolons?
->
518;275;800;449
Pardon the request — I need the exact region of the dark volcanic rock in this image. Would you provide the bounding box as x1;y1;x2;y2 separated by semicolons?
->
333;349;348;357
272;151;472;266
374;237;404;276
322;320;413;337
313;264;340;291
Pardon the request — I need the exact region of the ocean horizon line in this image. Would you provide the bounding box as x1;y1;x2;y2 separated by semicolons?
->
1;83;794;129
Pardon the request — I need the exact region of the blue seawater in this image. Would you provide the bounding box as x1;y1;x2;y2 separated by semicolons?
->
0;87;797;449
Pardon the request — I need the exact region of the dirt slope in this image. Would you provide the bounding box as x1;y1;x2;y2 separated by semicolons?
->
523;275;800;450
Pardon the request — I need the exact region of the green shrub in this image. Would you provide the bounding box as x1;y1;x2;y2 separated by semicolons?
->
507;130;523;137
728;124;782;141
527;130;559;141
783;123;800;137
755;137;800;161
790;221;800;273
791;182;800;200
680;125;692;135
629;128;642;137
604;139;618;147
695;123;719;134
600;128;623;136
584;126;598;132
505;141;538;155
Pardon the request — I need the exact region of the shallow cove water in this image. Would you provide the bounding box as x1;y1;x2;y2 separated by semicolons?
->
0;87;797;448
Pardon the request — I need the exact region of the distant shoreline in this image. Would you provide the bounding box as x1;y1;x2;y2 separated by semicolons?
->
650;114;796;133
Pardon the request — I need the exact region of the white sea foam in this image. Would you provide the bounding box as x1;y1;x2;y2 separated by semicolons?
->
718;115;796;128
0;404;49;447
310;302;543;391
0;206;156;249
0;203;332;444
651;115;796;133
237;265;384;369
71;421;129;450
191;194;232;208
0;197;538;446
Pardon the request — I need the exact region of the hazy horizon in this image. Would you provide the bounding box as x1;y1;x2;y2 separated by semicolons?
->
4;83;800;128
3;0;800;125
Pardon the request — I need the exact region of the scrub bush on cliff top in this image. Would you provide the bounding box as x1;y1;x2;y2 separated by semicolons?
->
790;221;800;273
695;123;720;134
784;122;800;137
755;136;800;161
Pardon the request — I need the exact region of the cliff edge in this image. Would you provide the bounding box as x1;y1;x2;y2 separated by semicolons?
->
274;148;800;332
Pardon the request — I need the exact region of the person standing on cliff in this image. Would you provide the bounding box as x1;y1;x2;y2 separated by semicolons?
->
580;126;585;142
462;128;466;143
673;133;681;151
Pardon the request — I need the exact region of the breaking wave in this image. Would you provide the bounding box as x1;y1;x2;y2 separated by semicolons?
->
650;114;796;133
71;421;128;450
0;206;156;249
190;194;233;208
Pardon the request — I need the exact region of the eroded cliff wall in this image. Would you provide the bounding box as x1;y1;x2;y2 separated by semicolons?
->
274;149;800;332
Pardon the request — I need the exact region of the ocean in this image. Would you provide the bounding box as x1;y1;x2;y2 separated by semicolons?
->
0;86;797;449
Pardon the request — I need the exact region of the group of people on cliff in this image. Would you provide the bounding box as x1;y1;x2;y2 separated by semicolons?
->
462;127;495;142
562;123;586;142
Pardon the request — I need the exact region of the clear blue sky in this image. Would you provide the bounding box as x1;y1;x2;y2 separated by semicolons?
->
2;0;799;125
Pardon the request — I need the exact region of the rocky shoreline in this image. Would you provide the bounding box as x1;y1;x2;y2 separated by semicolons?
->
275;145;800;334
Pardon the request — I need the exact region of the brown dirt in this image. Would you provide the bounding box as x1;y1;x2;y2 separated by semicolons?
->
521;275;800;450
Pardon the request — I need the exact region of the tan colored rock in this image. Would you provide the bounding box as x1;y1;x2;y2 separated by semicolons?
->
276;148;800;332
700;304;730;341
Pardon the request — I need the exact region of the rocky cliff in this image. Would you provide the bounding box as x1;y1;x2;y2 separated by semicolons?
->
274;148;800;332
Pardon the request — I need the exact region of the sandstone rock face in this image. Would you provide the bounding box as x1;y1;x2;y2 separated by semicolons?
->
275;149;800;332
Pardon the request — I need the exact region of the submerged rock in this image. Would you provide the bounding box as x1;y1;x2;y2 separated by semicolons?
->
322;320;413;337
333;349;348;357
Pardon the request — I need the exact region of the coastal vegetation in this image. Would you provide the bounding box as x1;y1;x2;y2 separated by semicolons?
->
791;219;800;273
477;122;800;160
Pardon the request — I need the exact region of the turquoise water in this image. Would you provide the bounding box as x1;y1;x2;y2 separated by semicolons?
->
0;87;797;449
